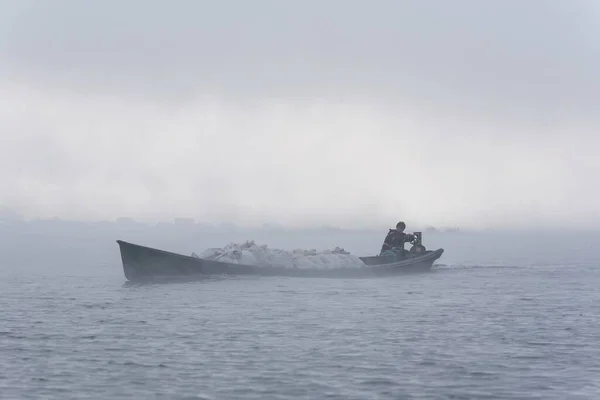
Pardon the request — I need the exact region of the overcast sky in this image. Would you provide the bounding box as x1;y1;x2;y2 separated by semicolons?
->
1;0;599;230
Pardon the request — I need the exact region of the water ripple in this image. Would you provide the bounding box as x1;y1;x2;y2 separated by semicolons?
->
1;266;600;399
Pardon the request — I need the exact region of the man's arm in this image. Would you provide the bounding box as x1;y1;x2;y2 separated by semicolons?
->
381;230;395;250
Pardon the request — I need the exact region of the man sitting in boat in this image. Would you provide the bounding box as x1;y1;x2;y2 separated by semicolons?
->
380;221;415;256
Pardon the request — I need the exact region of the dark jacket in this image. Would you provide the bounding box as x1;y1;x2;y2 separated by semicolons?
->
381;229;415;252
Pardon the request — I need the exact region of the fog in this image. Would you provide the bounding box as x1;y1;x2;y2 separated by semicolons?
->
1;208;599;279
1;1;599;230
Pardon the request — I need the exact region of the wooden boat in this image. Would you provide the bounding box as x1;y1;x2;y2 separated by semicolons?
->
116;233;444;282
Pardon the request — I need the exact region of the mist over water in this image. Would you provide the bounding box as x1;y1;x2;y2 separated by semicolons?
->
1;214;599;277
1;84;599;230
1;1;600;230
2;1;600;398
2;218;600;399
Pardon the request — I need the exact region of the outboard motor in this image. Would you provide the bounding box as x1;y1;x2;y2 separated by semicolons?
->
409;231;427;254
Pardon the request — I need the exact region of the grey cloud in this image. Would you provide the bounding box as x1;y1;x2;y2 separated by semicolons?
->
2;0;599;122
1;0;599;229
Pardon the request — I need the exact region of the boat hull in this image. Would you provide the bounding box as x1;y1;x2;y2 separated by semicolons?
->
116;240;444;282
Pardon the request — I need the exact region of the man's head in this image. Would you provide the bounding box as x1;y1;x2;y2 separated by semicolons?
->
396;221;406;232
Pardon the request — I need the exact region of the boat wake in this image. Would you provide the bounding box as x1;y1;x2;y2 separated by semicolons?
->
433;263;522;270
193;240;367;269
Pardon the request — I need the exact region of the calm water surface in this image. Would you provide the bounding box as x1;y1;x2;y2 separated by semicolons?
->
2;264;599;399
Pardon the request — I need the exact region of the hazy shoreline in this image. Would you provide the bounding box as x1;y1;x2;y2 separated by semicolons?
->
2;213;599;277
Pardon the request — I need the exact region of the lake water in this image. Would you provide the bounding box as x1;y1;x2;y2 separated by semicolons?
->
2;260;599;399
